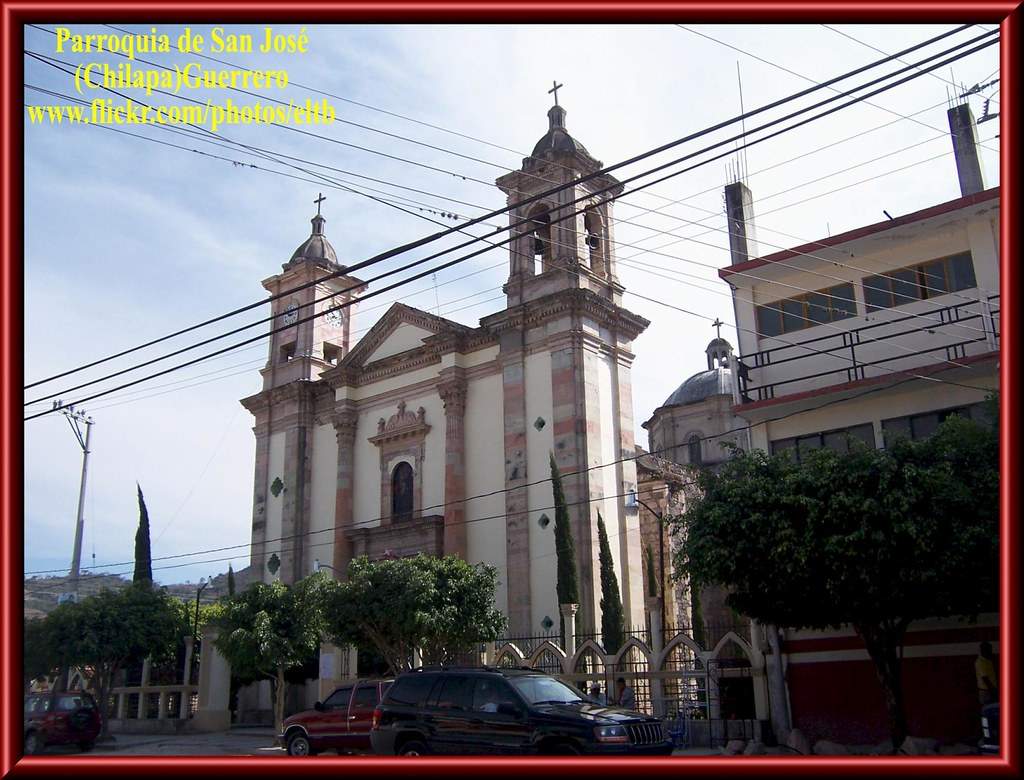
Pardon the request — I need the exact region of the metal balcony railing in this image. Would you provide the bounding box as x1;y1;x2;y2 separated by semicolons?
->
736;294;999;403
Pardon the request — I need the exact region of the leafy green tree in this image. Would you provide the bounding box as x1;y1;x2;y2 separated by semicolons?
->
227;564;236;596
23;616;67;692
213;574;328;735
674;415;998;749
133;484;152;583
597;513;625;654
32;582;182;739
322;554;506;674
549;453;579;642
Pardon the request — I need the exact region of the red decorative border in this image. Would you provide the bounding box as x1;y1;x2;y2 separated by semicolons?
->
1;2;1018;777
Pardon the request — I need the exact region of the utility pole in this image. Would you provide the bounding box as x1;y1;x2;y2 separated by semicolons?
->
53;400;94;604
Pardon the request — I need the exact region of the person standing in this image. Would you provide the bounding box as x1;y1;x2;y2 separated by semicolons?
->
589;683;606;705
975;641;998;706
614;677;636;710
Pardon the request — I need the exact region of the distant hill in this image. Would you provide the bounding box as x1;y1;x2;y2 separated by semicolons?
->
23;567;249;619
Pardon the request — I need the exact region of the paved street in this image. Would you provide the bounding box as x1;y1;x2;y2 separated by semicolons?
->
38;729;726;757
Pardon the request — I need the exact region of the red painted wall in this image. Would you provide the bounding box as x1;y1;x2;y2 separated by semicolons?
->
787;654;987;746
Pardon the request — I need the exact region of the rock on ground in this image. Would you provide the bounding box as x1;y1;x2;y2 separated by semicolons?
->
785;728;811;755
722;739;746;755
812;740;850;755
743;741;766;755
900;736;939;755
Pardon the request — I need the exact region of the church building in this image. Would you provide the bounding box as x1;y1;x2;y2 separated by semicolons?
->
241;99;651;640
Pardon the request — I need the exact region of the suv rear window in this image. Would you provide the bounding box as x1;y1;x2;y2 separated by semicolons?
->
387;674;438;707
351;683;378;709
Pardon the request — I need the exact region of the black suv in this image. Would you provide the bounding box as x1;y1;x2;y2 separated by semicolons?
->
370;667;673;756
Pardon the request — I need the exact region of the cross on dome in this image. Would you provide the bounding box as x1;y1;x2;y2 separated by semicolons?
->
548;80;564;106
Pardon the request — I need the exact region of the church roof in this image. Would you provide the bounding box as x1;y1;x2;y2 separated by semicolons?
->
662;366;733;407
286;213;341;270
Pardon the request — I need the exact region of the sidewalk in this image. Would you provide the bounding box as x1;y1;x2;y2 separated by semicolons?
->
85;728;284;756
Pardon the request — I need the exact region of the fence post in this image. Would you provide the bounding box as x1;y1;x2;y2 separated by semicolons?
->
116;691;126;720
483;642;495;666
647;599;665;717
137;659;151;719
559;604;579;659
158;691;168;720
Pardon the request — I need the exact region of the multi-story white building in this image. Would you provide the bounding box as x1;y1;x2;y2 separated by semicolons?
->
713;100;1000;746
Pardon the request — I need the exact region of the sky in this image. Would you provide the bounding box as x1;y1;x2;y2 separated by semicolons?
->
22;23;1001;590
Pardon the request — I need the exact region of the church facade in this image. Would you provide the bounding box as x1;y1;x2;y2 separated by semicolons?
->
241;101;651;638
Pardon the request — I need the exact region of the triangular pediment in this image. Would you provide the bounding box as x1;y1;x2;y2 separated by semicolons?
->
344;303;469;368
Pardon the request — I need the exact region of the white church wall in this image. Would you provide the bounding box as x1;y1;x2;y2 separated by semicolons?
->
308;422;338;575
525;348;556;634
411;392;445;513
363;323;436;363
465;371;508;616
596;351;630;626
352;410;383;529
264;430;286;583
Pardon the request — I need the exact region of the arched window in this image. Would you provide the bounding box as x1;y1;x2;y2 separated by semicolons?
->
688;434;703;465
527;205;552;274
391;462;414;521
584;208;603;273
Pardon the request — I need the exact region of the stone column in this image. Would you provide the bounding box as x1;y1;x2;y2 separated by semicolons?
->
501;349;532;636
560;603;579;660
193;626;232;733
137;659;151;719
439;369;468;559
182;636;195;686
331;405;359;578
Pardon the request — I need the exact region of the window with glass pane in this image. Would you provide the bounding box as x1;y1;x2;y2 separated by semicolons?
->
806;292;830;323
756;304;783;337
771;438;796;456
919;260;948;298
829;283;857;319
846;423;876;448
881;416;912;445
890;268;922;306
781;298;805;333
863;275;891;312
910;412;940;440
949;252;977;291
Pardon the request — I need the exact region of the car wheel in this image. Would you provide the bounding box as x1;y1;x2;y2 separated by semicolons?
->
24;731;43;755
287;733;316;756
398;740;429;756
78;740;95;752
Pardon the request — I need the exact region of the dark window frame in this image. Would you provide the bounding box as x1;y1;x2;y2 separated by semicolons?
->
756;282;857;337
771;422;876;462
863;251;976;313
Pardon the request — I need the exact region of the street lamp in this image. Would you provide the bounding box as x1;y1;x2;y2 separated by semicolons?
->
191;578;210;684
636;491;669;640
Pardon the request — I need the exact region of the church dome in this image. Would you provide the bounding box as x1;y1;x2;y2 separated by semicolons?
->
662;366;733;407
530;104;592;159
286;212;341;269
660;336;736;407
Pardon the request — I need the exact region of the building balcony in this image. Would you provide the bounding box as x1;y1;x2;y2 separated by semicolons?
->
734;293;999;413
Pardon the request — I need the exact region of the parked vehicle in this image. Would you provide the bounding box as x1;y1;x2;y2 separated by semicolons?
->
980;702;999;755
23;692;102;755
280;678;393;756
370;667;674;756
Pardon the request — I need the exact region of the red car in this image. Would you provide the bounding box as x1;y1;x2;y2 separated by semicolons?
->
24;692;102;755
281;679;392;756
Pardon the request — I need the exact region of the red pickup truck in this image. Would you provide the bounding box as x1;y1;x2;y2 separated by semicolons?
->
281;679;392;756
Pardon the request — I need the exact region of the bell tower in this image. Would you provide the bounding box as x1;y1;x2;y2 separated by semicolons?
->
260;195;366;392
496;92;625;307
484;89;650;636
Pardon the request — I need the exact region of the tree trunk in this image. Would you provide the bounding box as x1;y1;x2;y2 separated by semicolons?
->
273;666;287;737
765;624;792;743
856;621;909;752
96;668;114;741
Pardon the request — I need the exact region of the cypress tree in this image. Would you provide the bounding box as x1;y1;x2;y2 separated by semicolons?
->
550;453;579;643
227;564;236;596
597;513;625;654
133;483;153;584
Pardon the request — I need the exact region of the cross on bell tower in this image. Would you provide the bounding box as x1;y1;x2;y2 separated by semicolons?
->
314;192;326;215
548;80;564;106
712;317;724;339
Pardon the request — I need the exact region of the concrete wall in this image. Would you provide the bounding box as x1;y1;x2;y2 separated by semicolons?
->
465;371;508;615
263;431;286;583
307;422;338;575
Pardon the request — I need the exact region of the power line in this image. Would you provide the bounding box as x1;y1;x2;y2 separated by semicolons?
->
23;24;987;391
22;82;993;420
675;23;999;154
23;31;1000;418
25;371;953;578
